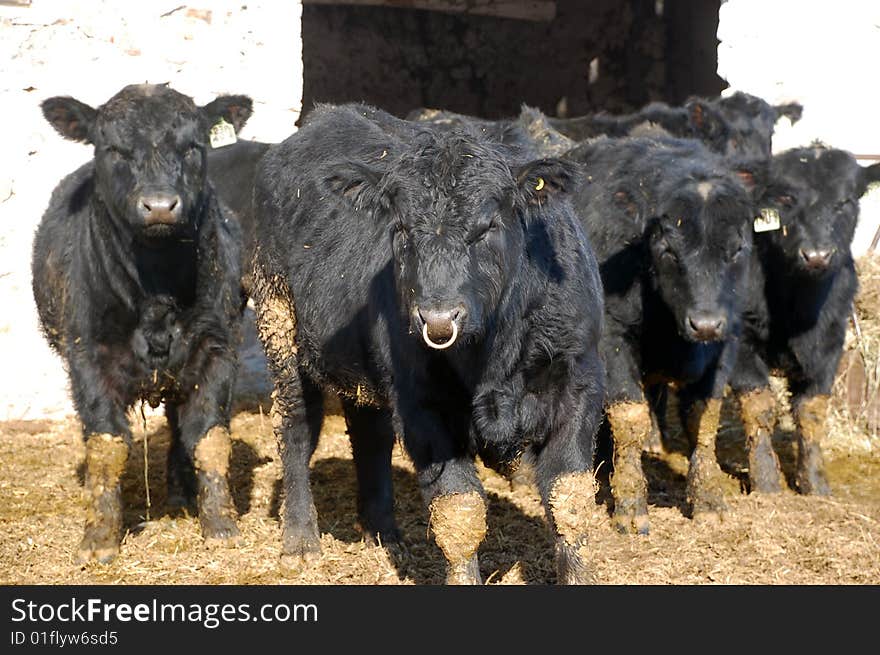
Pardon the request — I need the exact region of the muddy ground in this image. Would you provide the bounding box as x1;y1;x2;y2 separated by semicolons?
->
2;390;878;585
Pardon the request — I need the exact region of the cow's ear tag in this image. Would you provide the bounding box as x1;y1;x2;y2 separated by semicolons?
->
754;207;781;233
209;118;237;149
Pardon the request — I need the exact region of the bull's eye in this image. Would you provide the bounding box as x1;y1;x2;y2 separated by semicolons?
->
776;194;795;208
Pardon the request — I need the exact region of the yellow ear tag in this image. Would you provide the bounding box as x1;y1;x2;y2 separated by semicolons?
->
535;177;545;191
209;118;237;149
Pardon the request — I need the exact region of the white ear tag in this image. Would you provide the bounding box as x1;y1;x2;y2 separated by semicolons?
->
754;207;781;233
209;118;237;149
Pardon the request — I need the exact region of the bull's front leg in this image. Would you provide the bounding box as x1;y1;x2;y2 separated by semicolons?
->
67;348;132;564
402;403;487;585
423;461;487;585
176;352;240;546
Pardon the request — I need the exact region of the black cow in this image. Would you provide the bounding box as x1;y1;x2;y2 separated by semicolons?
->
564;135;758;534
207;139;271;294
32;84;252;563
251;103;606;584
731;145;880;495
549;92;802;161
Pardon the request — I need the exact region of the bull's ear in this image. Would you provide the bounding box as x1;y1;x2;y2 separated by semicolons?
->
322;161;385;209
774;102;803;125
41;96;97;143
857;162;880;197
515;158;578;207
686;99;726;141
202;95;253;134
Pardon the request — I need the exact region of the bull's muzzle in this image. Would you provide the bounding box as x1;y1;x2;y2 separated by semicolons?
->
417;306;464;350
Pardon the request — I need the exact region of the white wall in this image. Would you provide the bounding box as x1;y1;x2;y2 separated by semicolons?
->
717;0;880;257
0;1;302;420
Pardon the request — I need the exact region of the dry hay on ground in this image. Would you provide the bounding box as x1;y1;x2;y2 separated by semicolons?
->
1;403;878;585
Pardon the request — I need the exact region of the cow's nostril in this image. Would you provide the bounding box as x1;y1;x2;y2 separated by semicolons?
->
800;248;833;269
687;313;726;341
168;197;178;211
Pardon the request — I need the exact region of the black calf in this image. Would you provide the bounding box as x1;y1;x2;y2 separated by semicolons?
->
32;84;252;563
251;103;606;584
731;145;880;495
565;135;758;533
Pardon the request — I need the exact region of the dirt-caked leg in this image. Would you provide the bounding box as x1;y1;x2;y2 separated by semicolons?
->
77;433;130;564
607;401;652;535
738;388;783;493
682;397;728;521
794;395;831;495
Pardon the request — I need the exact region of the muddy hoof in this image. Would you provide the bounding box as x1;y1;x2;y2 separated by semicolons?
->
76;529;120;565
556;538;595;585
612;498;650;535
280;526;322;573
748;436;783;494
201;516;242;548
691;506;725;525
688;485;728;522
749;469;783;494
446;554;482;585
796;444;831;496
796;468;831;496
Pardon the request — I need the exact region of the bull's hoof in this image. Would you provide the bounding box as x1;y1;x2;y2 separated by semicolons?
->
796;444;831;496
445;554;482;585
357;520;402;548
279;526;322;574
612;498;650;535
555;538;595;585
356;504;402;547
75;528;120;565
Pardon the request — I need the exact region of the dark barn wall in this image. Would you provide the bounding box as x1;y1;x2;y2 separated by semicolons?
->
301;0;722;122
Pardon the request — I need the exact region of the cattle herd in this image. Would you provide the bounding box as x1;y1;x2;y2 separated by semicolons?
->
30;82;880;584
